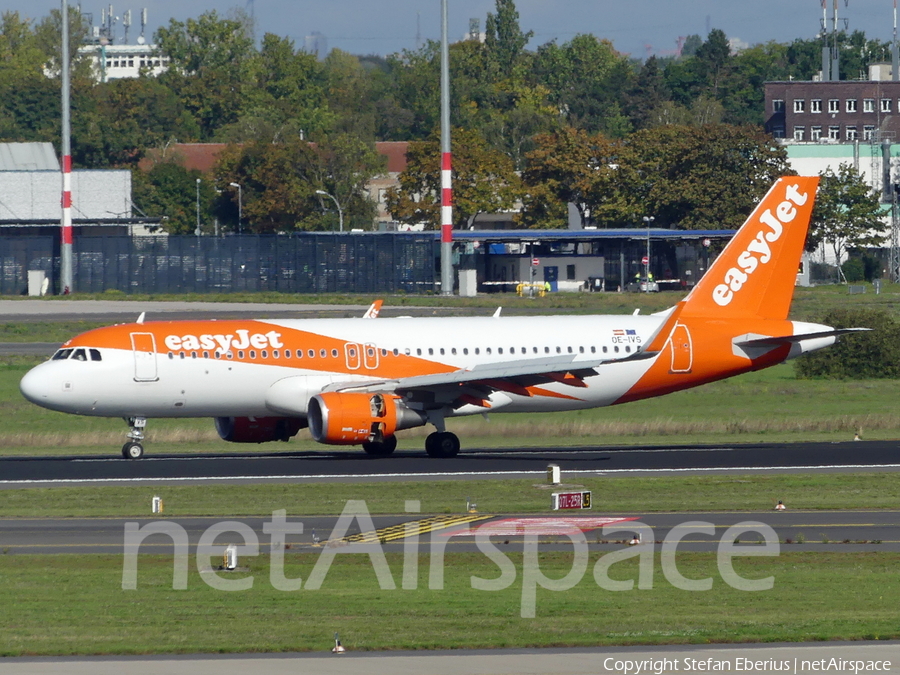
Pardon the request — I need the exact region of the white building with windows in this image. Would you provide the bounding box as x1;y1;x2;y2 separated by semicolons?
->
77;43;169;82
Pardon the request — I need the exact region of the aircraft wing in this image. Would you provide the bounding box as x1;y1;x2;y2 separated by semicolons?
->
323;349;658;407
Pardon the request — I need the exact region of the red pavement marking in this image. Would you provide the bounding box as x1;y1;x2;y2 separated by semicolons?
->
444;516;639;537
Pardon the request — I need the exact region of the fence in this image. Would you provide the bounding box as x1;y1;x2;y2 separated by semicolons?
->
0;233;437;295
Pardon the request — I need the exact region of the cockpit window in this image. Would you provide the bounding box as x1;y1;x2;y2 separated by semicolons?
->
89;349;102;362
52;349;73;360
71;348;87;361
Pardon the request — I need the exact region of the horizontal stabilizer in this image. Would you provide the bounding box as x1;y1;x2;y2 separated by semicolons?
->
734;328;870;348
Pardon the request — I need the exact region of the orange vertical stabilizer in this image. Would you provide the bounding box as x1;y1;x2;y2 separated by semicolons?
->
681;176;819;321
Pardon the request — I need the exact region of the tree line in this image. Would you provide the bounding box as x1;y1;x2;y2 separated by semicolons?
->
0;2;890;238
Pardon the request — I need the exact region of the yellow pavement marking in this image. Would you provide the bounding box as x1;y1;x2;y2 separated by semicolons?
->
330;514;493;545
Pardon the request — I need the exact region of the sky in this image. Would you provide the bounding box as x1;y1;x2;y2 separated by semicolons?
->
9;1;900;59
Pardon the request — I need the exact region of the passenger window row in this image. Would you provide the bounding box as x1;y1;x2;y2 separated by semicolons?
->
163;342;632;362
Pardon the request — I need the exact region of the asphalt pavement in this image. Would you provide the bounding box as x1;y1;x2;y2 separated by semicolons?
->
2;440;898;486
2;511;897;554
2;642;898;675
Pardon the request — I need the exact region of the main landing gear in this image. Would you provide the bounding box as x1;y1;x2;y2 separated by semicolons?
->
362;435;397;457
425;431;460;458
122;417;146;459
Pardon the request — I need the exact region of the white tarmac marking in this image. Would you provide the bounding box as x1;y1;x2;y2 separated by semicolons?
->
2;463;900;485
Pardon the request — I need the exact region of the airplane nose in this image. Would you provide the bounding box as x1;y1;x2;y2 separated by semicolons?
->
19;365;54;406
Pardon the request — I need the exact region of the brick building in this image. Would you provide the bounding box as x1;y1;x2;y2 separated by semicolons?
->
765;71;900;143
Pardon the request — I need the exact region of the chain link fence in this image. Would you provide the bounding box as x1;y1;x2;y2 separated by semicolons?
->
0;233;437;295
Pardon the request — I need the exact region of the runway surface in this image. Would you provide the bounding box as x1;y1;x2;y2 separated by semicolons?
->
2;510;897;554
2;440;898;486
2;642;898;675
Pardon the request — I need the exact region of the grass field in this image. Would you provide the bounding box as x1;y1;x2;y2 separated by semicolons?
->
0;552;896;655
1;472;899;518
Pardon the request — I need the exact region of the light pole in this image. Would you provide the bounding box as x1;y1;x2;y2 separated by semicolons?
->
195;178;201;237
315;189;343;233
229;182;242;234
642;215;655;293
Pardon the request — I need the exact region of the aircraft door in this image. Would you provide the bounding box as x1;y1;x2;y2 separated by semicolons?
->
363;343;379;370
344;342;361;370
669;324;693;373
131;332;158;382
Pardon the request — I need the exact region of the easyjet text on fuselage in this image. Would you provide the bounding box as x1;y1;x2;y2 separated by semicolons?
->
164;329;284;353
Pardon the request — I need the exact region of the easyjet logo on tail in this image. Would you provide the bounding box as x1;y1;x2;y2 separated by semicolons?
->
712;183;808;307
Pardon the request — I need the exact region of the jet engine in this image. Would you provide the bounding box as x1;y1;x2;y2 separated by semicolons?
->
215;416;306;443
307;392;426;445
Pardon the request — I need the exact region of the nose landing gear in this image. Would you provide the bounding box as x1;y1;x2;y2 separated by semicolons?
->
122;417;147;459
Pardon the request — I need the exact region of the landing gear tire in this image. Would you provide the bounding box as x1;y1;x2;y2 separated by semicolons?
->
122;441;144;459
425;431;460;458
362;435;397;457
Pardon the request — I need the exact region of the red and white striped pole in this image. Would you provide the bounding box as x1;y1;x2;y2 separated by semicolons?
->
439;0;453;295
60;0;73;294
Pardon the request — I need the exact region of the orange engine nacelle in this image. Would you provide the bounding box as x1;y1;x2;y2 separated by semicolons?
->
307;392;426;445
215;416;306;443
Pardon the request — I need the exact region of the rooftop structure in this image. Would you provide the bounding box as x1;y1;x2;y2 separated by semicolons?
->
77;43;169;82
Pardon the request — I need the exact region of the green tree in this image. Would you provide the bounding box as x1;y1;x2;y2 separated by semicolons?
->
155;10;254;75
484;0;533;79
214;133;382;233
75;77;198;166
218;33;332;142
323;49;379;138
132;162;214;234
808;164;886;275
313;133;384;230
155;10;256;140
383;43;441;140
626;124;792;229
623;56;669;130
32;6;93;80
386;128;522;229
521;126;634;228
0;11;46;76
794;309;900;379
532;34;633;136
681;34;702;58
694;28;731;97
214;139;323;233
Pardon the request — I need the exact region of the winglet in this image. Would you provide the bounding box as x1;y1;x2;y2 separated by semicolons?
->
493;307;502;318
363;300;383;319
136;312;145;325
681;176;819;321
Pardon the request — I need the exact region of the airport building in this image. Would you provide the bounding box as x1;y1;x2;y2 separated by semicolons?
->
78;43;170;82
0;142;157;237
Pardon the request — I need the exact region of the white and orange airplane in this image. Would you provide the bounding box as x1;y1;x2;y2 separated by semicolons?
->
20;176;859;459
